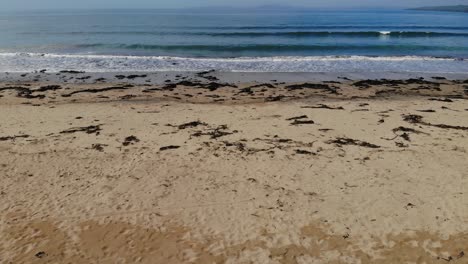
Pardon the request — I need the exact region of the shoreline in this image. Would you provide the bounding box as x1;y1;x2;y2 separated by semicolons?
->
2;53;468;74
1;72;468;263
0;72;467;106
2;71;468;85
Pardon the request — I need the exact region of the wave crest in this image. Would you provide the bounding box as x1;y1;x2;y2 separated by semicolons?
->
0;53;467;73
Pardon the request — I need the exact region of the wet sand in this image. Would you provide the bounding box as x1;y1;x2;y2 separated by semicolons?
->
1;71;468;263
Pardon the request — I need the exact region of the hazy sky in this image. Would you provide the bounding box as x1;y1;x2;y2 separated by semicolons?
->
0;0;465;11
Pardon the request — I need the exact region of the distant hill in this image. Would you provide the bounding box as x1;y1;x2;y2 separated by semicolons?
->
410;5;468;13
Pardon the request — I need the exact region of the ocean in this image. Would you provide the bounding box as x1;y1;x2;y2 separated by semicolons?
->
0;9;468;73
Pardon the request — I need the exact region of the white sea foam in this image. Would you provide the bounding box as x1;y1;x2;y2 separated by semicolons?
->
0;53;466;73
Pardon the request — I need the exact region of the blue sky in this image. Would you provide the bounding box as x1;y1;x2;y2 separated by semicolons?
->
0;0;465;11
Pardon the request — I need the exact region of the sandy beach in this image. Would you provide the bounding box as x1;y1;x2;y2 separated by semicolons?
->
1;71;468;263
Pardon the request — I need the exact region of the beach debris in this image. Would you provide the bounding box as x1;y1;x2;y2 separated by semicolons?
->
295;149;316;155
120;94;137;100
353;79;387;88
0;86;45;99
142;87;162;92
429;123;468;131
265;95;287;102
196;70;215;75
36;85;62;92
204;82;237;91
91;143;108;152
18;91;45;99
237;87;254;95
60;125;101;135
395;142;409;148
250;138;315;154
353;78;440;88
399;78;440;85
301;104;344;110
59;70;84;74
392;126;426;134
389;126;429;142
123;136;140;146
286;115;308;121
160;145;180;151
191;125;236;139
403;114;468;131
76;76;91;80
285;83;338;94
428;98;453;102
116;74;147;80
417;109;436;113
344;182;358;188
245;83;276;89
0;134;30;141
177;121;208;129
196;70;219;81
375;89;398;96
35;251;47;258
327;137;381;148
285;115;315;125
223;141;246;151
439;251;465;262
398;133;410;141
61;85;134;97
403;114;424;124
127;74;147;79
162;80;236;91
290;118;315;125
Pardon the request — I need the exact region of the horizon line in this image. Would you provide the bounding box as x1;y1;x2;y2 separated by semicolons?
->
0;5;441;12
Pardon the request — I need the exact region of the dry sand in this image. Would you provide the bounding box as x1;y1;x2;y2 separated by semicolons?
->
0;72;467;263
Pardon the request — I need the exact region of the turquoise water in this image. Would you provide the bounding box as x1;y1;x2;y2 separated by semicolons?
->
0;9;468;72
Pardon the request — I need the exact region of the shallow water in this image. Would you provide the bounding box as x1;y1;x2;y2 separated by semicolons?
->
0;9;467;72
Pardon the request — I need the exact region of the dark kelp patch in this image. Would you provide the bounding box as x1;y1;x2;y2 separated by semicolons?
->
122;136;140;146
403;114;468;131
61;85;134;97
160;145;180;151
60;125;102;135
327;137;381;148
301;104;344;110
0;135;30;141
